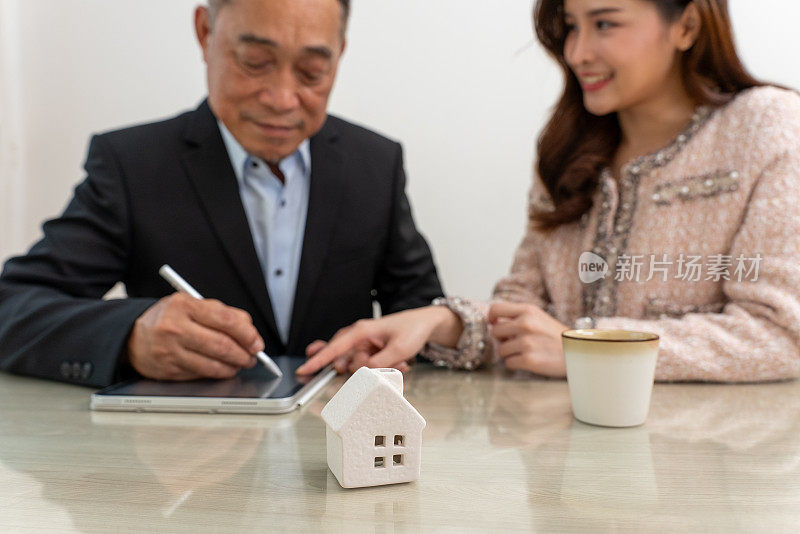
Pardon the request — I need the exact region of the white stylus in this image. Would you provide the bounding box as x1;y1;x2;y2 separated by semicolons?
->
158;264;283;378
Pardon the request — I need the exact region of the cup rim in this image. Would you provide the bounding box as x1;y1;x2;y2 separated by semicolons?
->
561;329;659;343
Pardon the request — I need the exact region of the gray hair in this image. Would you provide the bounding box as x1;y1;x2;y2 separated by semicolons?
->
207;0;350;30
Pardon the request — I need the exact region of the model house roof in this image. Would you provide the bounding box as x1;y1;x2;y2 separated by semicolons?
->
321;367;425;432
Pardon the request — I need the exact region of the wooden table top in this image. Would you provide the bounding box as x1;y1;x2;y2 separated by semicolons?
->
1;365;798;533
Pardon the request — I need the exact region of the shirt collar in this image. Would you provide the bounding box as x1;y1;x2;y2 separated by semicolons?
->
217;120;311;183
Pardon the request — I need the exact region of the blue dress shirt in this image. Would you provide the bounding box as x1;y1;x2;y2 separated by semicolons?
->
218;122;311;344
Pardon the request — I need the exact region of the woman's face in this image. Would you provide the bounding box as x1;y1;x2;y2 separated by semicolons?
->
563;0;691;116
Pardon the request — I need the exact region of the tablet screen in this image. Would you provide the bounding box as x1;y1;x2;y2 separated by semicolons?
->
96;355;314;399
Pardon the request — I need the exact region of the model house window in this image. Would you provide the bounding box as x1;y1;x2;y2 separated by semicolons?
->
373;436;406;468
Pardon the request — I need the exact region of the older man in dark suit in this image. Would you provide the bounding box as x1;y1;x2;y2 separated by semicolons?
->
0;0;442;387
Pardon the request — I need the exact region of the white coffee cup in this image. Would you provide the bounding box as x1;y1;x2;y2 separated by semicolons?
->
562;329;659;427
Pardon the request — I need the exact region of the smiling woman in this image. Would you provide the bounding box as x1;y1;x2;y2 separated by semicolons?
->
298;0;800;383
534;0;763;227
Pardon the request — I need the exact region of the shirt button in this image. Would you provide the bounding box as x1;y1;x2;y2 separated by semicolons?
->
275;269;283;277
251;160;258;168
280;199;286;207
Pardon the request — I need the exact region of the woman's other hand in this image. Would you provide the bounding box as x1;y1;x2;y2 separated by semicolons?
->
488;301;568;378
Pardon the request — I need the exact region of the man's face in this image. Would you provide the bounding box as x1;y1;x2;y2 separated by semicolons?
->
196;0;345;162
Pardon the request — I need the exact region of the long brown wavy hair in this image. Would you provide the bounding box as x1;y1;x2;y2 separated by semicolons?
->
532;0;765;229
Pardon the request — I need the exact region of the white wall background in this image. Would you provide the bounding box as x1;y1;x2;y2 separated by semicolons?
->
1;0;799;299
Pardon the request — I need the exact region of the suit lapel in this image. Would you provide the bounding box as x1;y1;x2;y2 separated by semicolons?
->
180;101;281;345
288;118;346;348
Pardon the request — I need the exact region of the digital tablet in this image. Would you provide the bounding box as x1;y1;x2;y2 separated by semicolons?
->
90;355;336;414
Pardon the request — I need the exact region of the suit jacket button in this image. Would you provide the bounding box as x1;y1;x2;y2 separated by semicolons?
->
81;362;93;380
60;362;71;378
71;362;82;380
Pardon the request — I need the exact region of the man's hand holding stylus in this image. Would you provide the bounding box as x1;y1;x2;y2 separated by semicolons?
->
127;293;264;381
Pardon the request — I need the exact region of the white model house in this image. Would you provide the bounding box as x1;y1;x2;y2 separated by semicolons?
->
321;367;426;488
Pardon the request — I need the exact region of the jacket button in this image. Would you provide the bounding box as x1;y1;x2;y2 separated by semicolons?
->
81;362;93;380
71;362;81;380
60;362;71;378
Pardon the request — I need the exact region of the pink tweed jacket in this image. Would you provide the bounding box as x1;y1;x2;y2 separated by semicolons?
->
425;86;800;382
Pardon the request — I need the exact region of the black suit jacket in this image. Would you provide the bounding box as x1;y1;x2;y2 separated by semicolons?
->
0;101;443;387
